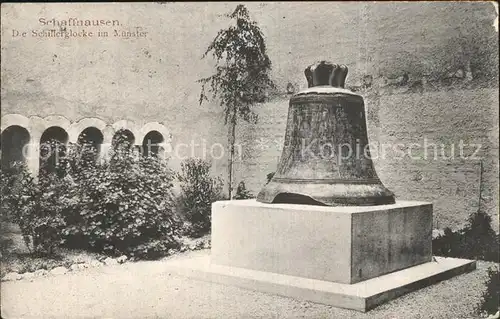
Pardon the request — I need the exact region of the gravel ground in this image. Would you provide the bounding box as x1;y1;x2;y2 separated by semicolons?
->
1;224;209;278
1;249;496;319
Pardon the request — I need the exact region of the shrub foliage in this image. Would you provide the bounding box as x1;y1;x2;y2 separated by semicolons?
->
432;210;499;262
176;158;223;237
234;181;254;199
1;162;66;255
62;135;181;259
477;266;500;316
1;133;181;260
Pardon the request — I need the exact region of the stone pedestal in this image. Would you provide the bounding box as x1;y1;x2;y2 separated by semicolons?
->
164;199;476;312
212;199;432;284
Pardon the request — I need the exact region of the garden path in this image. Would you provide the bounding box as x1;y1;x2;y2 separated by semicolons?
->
1;250;493;319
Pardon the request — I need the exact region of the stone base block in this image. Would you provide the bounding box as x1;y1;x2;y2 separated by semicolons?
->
164;253;476;312
212;199;433;284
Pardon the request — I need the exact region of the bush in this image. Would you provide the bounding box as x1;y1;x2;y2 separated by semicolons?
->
61;135;181;259
477;266;500;316
1;164;21;222
234;181;254;199
433;210;499;262
1;164;26;256
176;158;223;238
1;161;66;256
39;139;69;180
2;133;181;260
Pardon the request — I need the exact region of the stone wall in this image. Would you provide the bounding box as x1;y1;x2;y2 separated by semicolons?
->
234;85;499;231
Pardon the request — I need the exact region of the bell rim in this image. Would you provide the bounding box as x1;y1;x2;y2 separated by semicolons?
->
271;177;383;184
257;179;395;206
256;192;396;206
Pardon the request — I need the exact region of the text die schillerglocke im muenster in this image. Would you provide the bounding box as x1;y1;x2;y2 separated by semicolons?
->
29;18;147;38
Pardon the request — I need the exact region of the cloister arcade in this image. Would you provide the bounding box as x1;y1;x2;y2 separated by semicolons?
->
0;114;172;175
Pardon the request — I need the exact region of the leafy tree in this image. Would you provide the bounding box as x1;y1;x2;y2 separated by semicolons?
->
198;4;275;199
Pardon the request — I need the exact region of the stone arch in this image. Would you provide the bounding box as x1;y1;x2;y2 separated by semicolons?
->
111;128;135;152
142;130;165;157
42;115;71;131
111;121;140;156
1;115;40;176
137;122;171;144
69;117;108;143
112;120;139;139
28;115;71;144
40;126;69;144
1;125;31;170
39;126;69;176
138;122;172;157
78;127;104;145
77;127;104;160
0;114;31;133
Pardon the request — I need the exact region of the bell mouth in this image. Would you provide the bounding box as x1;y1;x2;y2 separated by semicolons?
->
272;193;327;206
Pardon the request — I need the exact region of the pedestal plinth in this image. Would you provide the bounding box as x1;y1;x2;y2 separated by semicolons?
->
165;199;476;312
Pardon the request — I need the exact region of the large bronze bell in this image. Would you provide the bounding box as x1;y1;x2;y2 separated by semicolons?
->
257;61;395;206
